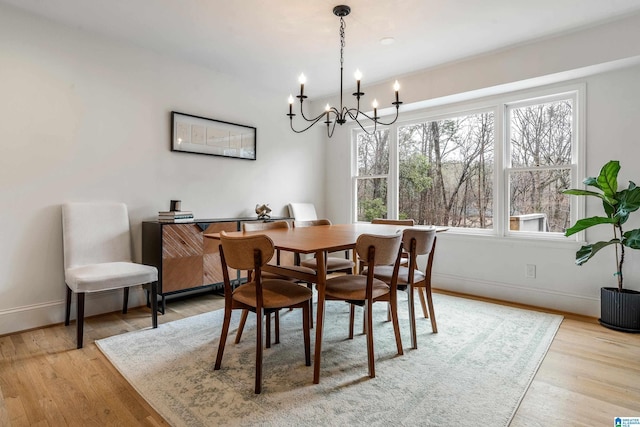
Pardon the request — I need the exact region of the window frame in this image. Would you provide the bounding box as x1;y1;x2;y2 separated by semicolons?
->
350;82;585;241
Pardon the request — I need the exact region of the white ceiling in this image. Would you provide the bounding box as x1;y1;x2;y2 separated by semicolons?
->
3;0;640;98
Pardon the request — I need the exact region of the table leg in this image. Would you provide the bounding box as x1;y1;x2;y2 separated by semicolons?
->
313;249;326;384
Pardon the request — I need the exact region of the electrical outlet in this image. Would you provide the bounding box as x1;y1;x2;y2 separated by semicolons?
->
526;264;536;278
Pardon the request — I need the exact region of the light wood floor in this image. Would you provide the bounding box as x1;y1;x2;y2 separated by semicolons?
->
1;290;639;426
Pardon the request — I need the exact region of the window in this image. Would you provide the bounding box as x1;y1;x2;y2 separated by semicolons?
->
507;97;573;234
398;111;494;228
352;86;582;239
355;129;389;221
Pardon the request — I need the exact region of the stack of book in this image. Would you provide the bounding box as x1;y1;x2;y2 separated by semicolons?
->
158;210;194;223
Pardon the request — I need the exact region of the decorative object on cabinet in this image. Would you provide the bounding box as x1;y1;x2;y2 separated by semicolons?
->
171;111;256;160
142;217;292;312
255;203;271;219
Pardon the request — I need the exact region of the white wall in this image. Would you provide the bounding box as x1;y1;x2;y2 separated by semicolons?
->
323;14;640;317
0;4;325;335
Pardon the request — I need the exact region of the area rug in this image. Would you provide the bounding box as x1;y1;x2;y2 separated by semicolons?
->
96;294;562;427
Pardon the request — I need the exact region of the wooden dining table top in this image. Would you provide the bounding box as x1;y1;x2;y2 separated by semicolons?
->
204;222;444;253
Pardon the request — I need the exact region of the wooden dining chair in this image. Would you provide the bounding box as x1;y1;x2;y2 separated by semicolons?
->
215;231;312;394
324;233;404;378
236;220;315;345
293;219;355;275
365;227;438;349
371;218;416;226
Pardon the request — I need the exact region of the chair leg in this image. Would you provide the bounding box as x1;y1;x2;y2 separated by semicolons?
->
76;293;85;349
266;313;271;349
150;282;158;329
348;304;356;339
122;287;129;314
425;285;438;333
307;283;314;329
255;308;264;394
408;287;418;349
65;286;72;326
275;310;280;345
362;307;367;335
389;294;403;356
215;305;233;370
303;301;311;366
365;300;375;378
418;287;429;318
235;309;249;344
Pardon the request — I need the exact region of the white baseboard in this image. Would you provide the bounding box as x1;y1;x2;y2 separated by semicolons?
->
1;275;601;336
0;287;147;336
433;273;600;318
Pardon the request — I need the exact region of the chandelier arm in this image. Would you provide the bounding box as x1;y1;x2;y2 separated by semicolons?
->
298;101;328;123
326;118;339;138
344;106;400;127
290;113;332;133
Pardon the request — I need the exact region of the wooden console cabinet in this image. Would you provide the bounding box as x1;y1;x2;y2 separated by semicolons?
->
142;217;291;311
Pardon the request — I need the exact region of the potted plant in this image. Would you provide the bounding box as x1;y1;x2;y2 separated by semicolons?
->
563;160;640;332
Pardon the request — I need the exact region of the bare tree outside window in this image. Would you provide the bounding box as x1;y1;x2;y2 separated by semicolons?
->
508;99;573;233
356;130;389;221
398;112;494;227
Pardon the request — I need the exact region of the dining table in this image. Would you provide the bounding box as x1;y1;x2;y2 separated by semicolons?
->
205;222;443;384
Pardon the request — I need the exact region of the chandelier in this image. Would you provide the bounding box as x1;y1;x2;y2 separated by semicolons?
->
287;5;402;137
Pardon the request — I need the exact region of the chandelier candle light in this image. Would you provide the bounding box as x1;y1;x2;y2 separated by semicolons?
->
287;5;402;137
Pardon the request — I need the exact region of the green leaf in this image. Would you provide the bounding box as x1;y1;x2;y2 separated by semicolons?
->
564;216;617;237
618;185;640;214
562;189;604;198
597;160;620;199
583;176;601;189
623;229;640;249
603;199;615;218
575;239;620;265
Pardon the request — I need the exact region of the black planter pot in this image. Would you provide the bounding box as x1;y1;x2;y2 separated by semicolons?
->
599;287;640;333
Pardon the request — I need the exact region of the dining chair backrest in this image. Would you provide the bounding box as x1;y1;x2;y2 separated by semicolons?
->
219;231;275;271
371;218;415;226
293;218;331;227
288;202;318;221
402;228;436;257
62;201;133;269
242;220;290;231
356;233;402;267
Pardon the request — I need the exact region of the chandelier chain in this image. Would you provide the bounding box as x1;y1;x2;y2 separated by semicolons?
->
339;17;345;68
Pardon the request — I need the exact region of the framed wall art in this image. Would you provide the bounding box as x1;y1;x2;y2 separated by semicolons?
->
171;111;256;160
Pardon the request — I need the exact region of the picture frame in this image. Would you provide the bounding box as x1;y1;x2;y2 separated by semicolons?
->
171;111;256;160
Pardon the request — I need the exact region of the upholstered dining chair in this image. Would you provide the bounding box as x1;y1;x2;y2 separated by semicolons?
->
62;202;158;349
365;227;438;349
293;219;355;275
324;233;404;378
215;231;312;394
236;220;315;345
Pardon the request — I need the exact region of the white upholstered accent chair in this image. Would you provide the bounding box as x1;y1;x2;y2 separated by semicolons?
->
325;233;404;378
288;201;355;275
287;202;319;221
215;231;312;393
62;202;158;349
